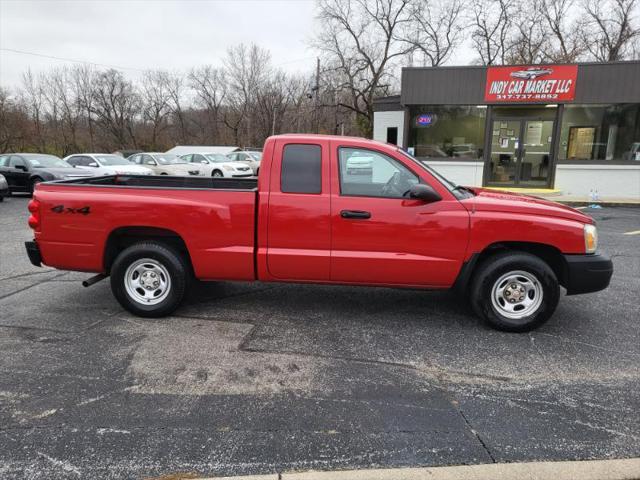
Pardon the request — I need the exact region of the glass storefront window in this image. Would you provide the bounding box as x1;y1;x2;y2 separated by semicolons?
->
559;104;640;162
409;106;486;160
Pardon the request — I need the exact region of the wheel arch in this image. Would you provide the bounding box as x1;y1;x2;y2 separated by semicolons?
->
456;241;569;291
103;226;193;274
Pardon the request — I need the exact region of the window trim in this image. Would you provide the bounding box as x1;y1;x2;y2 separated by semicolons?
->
280;143;323;195
336;146;421;200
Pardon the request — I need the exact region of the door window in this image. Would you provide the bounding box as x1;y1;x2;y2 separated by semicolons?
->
488;120;520;185
142;155;156;165
9;156;27;169
338;148;418;198
182;154;193;162
281;144;322;194
0;155;9;166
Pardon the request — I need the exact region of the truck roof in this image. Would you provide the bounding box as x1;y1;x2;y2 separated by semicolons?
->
269;133;384;144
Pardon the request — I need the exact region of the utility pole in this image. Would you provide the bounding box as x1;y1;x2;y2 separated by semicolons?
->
314;58;320;133
271;106;277;136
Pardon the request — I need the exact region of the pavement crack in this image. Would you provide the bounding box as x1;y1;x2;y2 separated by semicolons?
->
457;408;496;463
0;272;68;302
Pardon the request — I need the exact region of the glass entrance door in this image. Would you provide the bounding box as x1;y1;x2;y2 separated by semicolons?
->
487;118;555;187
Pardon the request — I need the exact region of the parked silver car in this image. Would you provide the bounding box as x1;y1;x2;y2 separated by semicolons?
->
64;153;153;176
127;153;201;176
226;151;262;175
181;152;253;178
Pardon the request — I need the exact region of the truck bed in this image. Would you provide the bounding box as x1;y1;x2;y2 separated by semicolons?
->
58;174;258;191
32;175;258;281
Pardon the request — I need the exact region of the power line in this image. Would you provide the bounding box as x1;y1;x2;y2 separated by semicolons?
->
0;47;148;72
1;47;316;72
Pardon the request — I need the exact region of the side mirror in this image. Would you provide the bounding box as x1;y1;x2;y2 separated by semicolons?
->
88;162;98;167
201;160;208;164
15;164;27;171
408;184;442;203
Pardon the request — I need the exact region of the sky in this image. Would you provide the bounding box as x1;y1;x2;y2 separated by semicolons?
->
0;0;475;90
0;0;320;88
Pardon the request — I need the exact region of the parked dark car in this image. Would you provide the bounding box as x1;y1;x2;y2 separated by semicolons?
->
0;173;8;201
0;153;94;194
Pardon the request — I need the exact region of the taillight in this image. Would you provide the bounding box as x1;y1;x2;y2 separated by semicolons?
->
28;198;41;230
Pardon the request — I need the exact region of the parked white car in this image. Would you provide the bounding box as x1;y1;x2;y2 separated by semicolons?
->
64;154;153;175
226;151;262;175
181;152;253;178
128;153;201;176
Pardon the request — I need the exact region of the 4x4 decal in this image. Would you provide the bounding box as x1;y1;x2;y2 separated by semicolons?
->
51;205;91;215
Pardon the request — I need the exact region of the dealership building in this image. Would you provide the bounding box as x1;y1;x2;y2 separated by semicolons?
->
373;61;640;201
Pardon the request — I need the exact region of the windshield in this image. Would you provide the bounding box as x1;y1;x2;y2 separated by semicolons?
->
205;154;229;163
248;152;262;161
94;155;132;166
24;155;70;168
397;149;457;190
154;154;186;165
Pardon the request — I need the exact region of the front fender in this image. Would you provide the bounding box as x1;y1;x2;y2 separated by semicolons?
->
466;211;586;257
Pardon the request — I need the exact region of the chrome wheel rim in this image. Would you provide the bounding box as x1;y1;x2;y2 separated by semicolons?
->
124;258;171;306
491;270;543;320
213;171;223;177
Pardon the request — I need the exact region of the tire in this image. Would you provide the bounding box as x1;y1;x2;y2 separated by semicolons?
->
470;252;560;332
212;170;223;178
110;242;189;317
30;177;43;195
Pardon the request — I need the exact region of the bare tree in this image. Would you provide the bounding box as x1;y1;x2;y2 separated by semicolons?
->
71;65;98;150
540;0;584;62
581;0;639;61
140;70;172;149
314;0;415;137
506;0;547;64
470;0;516;65
189;66;226;143
223;43;271;146
0;87;30;151
399;0;465;66
90;69;140;149
20;70;47;151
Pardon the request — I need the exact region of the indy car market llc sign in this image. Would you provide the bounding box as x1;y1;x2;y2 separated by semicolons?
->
484;65;578;102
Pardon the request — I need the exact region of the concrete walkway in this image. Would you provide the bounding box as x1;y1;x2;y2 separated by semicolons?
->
206;458;640;480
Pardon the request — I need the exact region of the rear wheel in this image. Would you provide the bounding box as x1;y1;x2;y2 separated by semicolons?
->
110;242;189;317
470;252;560;332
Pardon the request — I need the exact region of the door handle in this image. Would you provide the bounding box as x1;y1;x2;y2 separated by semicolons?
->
340;210;371;219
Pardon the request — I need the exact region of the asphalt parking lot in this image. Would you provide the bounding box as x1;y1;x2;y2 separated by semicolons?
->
0;195;639;479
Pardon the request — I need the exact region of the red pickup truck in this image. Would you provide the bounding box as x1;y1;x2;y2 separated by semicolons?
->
25;134;612;332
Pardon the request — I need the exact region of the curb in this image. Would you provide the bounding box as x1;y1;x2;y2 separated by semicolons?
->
203;458;640;480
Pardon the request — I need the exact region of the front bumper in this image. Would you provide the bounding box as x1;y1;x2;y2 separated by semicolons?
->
564;253;613;295
25;241;42;267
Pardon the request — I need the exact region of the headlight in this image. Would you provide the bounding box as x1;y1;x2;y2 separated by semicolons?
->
584;224;598;253
222;165;234;171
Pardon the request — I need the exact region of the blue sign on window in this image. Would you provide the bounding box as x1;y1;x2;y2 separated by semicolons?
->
416;114;436;126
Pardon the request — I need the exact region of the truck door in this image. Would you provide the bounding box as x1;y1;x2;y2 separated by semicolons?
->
330;144;469;287
266;139;331;281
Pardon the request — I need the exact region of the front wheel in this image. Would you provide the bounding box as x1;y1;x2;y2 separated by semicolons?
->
212;170;223;178
110;242;189;317
470;252;560;332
